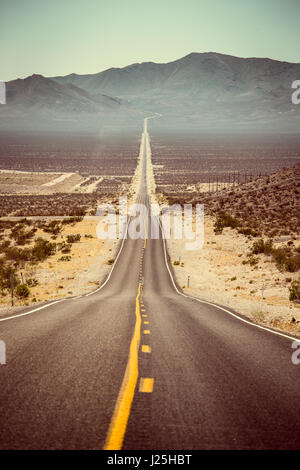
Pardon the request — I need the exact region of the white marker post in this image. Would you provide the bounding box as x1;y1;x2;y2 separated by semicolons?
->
0;340;6;365
0;81;6;104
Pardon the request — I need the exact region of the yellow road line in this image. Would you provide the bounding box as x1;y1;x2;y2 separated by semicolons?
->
142;314;147;318
103;282;142;450
139;378;154;393
144;320;149;325
144;330;150;334
141;345;151;353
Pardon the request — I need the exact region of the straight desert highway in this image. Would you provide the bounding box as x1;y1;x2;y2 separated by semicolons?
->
0;118;300;450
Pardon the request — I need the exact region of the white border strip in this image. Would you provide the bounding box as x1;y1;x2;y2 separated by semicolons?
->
0;299;65;323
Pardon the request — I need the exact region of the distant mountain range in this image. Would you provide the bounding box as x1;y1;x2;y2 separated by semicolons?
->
2;52;300;130
2;74;133;117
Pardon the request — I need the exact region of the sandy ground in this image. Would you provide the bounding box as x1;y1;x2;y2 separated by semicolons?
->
167;215;300;336
0;170;106;194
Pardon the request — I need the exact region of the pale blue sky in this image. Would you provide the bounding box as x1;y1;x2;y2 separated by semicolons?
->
1;0;300;81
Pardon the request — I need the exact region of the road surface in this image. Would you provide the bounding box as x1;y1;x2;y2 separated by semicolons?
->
0;118;300;449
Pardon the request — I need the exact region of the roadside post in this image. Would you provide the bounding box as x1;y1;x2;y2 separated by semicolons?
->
10;272;14;307
261;283;264;308
187;275;190;288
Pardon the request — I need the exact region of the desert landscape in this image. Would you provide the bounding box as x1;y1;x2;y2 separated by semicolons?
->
151;136;300;335
3;0;300;452
1;127;300;338
0;130;142;311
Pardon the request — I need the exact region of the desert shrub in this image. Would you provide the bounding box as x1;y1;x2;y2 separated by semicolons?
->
243;256;259;266
70;207;86;217
5;246;32;263
58;242;72;254
66;234;81;244
10;226;36;246
173;260;180;266
0;265;19;290
27;277;39;287
31;239;56;262
284;254;300;273
270;248;300;272
42;221;62;235
248;256;259;266
61;216;84;225
0;240;11;250
251;239;273;255
271;248;287;270
289;281;300;302
238;227;259;237
15;284;30;298
58;255;71;262
107;258;115;265
214;212;239;234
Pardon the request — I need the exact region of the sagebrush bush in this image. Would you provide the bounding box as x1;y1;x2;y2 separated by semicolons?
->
0;264;19;290
27;278;38;287
289;281;300;302
251;239;273;255
15;284;30;298
31;239;56;262
66;234;81;244
271;248;300;272
214;212;239;234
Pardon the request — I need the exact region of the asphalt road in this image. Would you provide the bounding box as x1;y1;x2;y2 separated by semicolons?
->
0;118;300;449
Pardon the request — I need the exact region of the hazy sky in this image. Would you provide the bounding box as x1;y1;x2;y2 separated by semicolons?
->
1;0;300;81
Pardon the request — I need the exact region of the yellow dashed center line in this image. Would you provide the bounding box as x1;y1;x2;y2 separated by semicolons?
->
139;378;154;393
141;345;151;353
144;330;150;334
